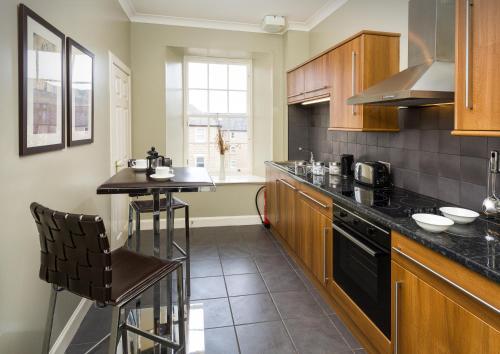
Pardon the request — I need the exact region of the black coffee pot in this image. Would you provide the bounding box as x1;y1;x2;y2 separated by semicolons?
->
146;147;166;176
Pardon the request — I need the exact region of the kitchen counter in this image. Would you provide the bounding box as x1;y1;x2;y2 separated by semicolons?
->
266;161;500;284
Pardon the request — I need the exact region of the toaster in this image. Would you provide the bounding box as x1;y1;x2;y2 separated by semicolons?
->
354;162;390;187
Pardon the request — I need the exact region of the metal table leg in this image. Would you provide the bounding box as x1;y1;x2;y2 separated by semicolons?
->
152;191;161;353
165;192;174;343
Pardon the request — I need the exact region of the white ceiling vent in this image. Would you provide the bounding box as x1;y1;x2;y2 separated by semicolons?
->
261;15;287;33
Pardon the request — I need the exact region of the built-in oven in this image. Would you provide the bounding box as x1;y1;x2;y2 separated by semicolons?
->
333;202;391;338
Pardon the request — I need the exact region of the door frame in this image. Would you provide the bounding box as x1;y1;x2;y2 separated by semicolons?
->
108;51;132;245
108;51;132;175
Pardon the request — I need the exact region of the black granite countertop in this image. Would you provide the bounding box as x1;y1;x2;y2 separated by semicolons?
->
266;161;500;284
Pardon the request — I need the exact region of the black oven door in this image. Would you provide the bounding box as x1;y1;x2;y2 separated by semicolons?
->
333;221;390;338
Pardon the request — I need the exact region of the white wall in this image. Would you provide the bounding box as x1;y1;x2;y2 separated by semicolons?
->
309;0;409;70
0;1;130;352
131;23;284;218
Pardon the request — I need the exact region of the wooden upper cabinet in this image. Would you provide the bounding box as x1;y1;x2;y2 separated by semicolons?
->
304;55;330;99
329;33;400;131
287;66;305;104
454;0;500;136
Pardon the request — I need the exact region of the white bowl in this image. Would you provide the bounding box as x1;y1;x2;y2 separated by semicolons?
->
439;207;479;224
412;213;454;233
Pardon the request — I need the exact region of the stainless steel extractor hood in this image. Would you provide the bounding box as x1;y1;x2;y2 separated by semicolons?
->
347;0;455;107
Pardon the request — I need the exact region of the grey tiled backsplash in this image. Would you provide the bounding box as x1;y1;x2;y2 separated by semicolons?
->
288;103;500;211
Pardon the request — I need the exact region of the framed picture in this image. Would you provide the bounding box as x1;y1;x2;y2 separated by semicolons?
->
18;4;65;156
67;38;94;146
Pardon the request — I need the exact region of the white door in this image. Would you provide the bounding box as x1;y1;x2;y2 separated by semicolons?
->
109;53;131;246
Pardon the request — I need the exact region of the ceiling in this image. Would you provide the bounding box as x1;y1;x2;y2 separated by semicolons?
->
118;0;348;33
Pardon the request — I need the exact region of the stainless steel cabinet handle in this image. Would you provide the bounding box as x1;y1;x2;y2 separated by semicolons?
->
392;247;499;314
351;51;357;115
465;0;473;109
394;281;402;354
333;223;379;257
279;179;297;191
298;191;328;208
323;227;327;284
275;180;280;224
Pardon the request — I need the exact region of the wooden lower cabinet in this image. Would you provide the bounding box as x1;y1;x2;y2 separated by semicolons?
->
392;261;499;354
276;178;297;252
296;194;332;285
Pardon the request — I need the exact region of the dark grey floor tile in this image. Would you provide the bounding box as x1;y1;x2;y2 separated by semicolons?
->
190;259;223;278
261;267;306;293
225;274;268;296
189;326;239;354
285;316;351;354
190;276;227;300
236;321;295;354
245;240;281;256
254;255;292;274
272;291;324;320
330;314;363;350
190;244;220;260
309;289;336;315
70;306;112;345
229;294;280;325
188;298;233;329
66;338;109;354
218;244;252;258
221;257;258;275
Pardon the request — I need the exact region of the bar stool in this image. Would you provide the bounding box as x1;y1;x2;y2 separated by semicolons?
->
128;197;191;296
30;202;185;354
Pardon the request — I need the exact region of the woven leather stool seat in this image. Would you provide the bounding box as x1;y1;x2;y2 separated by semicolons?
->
110;248;179;305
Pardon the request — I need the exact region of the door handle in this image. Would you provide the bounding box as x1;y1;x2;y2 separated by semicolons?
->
392;247;499;314
332;223;380;257
279;179;297;191
465;0;473;109
394;281;402;354
323;227;329;284
351;51;357;116
298;191;328;209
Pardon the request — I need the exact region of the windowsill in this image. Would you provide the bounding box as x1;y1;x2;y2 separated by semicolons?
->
211;175;265;185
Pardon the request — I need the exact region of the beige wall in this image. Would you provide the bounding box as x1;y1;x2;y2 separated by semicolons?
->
131;23;284;217
309;0;409;70
0;0;130;352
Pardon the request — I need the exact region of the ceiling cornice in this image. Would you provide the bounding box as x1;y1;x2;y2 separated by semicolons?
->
118;0;348;34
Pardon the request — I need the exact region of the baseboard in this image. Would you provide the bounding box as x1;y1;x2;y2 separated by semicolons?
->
138;215;262;230
49;298;92;354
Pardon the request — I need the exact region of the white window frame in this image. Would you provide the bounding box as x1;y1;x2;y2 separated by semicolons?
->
194;154;206;168
194;127;207;143
183;56;253;176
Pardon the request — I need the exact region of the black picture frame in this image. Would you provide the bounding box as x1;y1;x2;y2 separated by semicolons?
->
18;4;66;156
66;38;94;146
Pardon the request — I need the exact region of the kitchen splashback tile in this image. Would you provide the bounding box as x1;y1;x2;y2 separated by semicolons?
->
287;103;492;211
460;136;488;158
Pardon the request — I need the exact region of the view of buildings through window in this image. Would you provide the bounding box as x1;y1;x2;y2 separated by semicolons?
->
185;58;251;177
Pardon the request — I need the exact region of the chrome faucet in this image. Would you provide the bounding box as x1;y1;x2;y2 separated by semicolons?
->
298;146;315;164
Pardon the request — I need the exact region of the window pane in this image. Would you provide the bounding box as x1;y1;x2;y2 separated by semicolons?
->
188;62;208;89
188;89;208;114
228;91;247;114
209;90;228;113
209;64;227;90
228;65;247;90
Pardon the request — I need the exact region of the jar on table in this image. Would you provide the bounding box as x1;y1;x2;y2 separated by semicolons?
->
329;162;341;175
311;161;325;175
